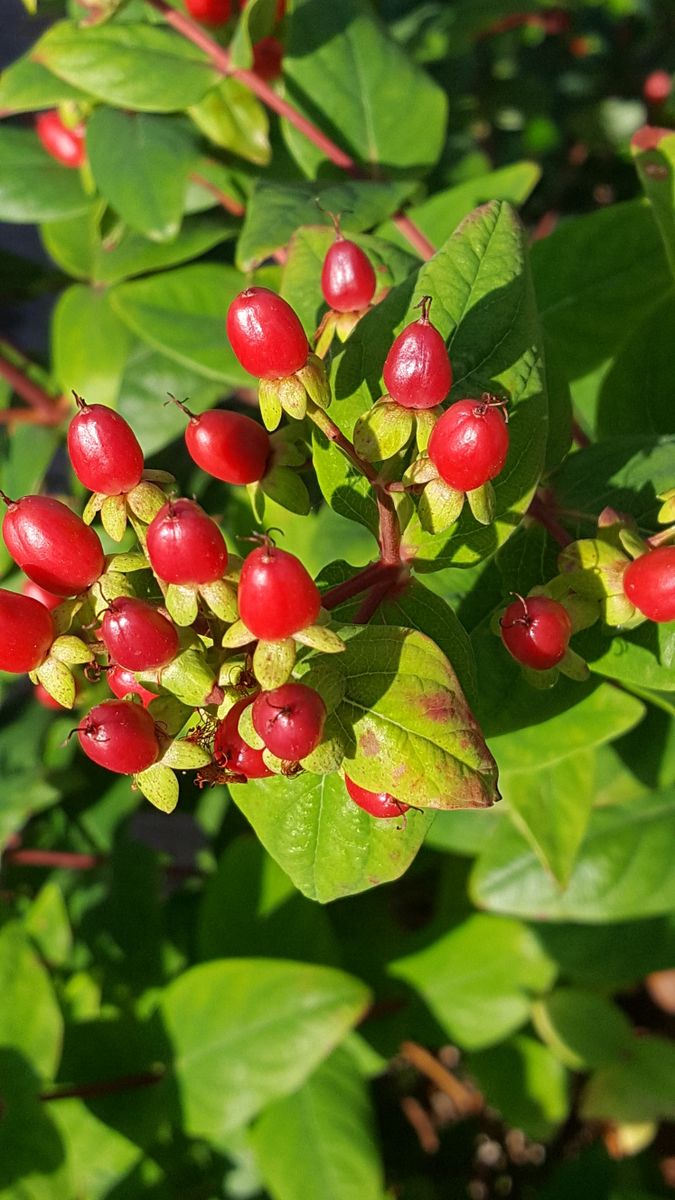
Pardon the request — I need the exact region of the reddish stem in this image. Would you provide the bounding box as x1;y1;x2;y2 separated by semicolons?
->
0;351;63;419
0;408;63;426
527;491;572;548
188;170;245;218
354;578;395;623
571;418;591;449
4;848;104;870
322;560;403;610
40;1069;165;1103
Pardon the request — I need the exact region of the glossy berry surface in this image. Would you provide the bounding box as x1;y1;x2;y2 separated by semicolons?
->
146;499;228;585
500;595;572;671
321;237;376;313
67;397;144;495
238;544;321;639
382;297;452;410
345;775;409;819
100;598;179;672
428;397;509;492
214;696;274;780
35;110;86;168
78;699;160;775
184;408;270;485
252;683;326;761
0;588;54;673
22;579;63;611
185;0;231;24
644;70;672;105
623;547;675;623
3;494;105;596
252;36;283;82
226;287;308;380
108;666;158;708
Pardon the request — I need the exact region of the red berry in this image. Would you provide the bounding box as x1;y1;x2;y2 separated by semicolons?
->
238;543;321;640
22;579;63;611
252;683;326;761
78;699;160;775
146;499;228;586
214;695;274;779
35;110;86;169
344;775;409;819
382;296;452;410
181;405;270;485
185;0;231;24
100;598;179;672
226;288;308;381
500;594;572;671
108;666;158;708
2;494;105;596
252;36;283;82
644;70;672;106
623;547;675;623
34;682;68;710
0;588;54;673
67;396;144;495
321;231;376;314
428;396;509;492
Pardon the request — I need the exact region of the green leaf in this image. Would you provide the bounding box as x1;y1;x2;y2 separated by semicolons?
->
311;427;380;539
468;1035;569;1142
260;463;311;516
52;284;132;407
24;881;72;969
50;1099;141;1200
594;296;675;438
161;959;370;1140
0;126;89;223
503;752;595;886
189;78;270;166
378;161;542;251
551;436;675;540
325;625;499;810
532;988;633;1071
471;786;675;921
229;0;278;70
283;0;447;177
87;108;198;242
0;54;89;112
0;922;64;1078
579;619;675;693
117;343;224;455
390;914;555;1050
237;179;416;271
135;763;179;813
32;21;218;112
632;128;675;281
537;916;675;990
110;263;250;384
251;1047;384;1200
582;1036;675;1124
232;771;433;904
0;1052;69;1198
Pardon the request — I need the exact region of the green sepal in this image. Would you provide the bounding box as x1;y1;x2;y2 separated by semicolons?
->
558;538;632;625
161;739;212;770
618;527;651;559
150;647;217;707
418;478;465;534
293;624;346;653
253;637;296;690
91;572;134;617
126;481;168;524
217;687;242;719
296;353;331;410
51;597;84;636
403;455;438;486
142;469;175;484
531;577;600;633
82;491;105;525
135;764;179;813
605;592;642;629
165;583;199;627
269;429;308;469
520;665;559;690
237;700;265;750
101;494;128;543
314;309;338;358
353;399;414;463
301;716;345;775
107;552;149;573
261;749;290;774
278;374;308;420
49;635;93;666
415;408;439;453
335;309;362;342
557;647;590;682
36;657;75;709
247;482;266;524
222;619;255;649
260;464;311;515
466;481;496;526
199;579;238;622
657;487;675;524
147;695;191;736
258;380;283;431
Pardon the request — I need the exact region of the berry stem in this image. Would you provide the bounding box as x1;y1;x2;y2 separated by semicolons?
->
571;417;591;449
188;169;245;217
3;848;104;870
322;561;404;610
146;0;434;261
355;578;395;623
527;491;573;548
0;342;65;421
40;1069;166;1104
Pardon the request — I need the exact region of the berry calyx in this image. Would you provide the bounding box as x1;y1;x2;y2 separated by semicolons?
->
108;666;158;708
100;598;179;672
67;396;144;495
428;395;510;492
382;296;452;410
623;546;675;623
77;699;160;775
34;682;68;710
146;499;228;585
214;695;274;780
35;110;86;168
173;399;271;485
320;213;377;314
0;588;55;673
500;594;572;671
22;579;63;611
226;288;309;380
185;0;232;25
2;494;105;596
238;542;321;640
252;36;283;82
345;775;409;819
252;683;326;761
